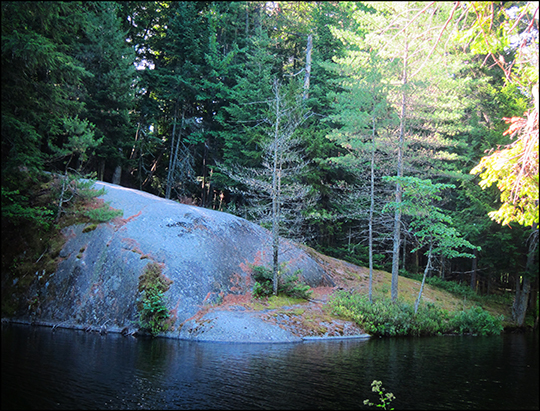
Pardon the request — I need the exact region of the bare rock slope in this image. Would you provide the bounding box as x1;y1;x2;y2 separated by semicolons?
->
22;181;341;342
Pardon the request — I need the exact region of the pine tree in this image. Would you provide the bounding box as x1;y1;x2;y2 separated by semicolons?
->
75;1;137;183
337;2;471;301
325;45;397;302
1;1;93;173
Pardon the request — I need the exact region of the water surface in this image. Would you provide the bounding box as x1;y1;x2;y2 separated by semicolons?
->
2;324;538;409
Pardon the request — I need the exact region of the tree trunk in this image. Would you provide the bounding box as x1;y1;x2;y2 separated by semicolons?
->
303;34;312;101
112;165;122;185
529;273;538;329
470;248;478;291
98;160;105;181
415;242;433;314
201;138;209;207
271;79;281;295
439;256;445;279
513;224;539;326
513;276;531;326
141;150;164;190
402;231;407;271
391;38;408;302
368;115;375;303
165;107;179;199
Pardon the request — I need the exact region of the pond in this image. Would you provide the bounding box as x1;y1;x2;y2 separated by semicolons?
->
1;323;538;410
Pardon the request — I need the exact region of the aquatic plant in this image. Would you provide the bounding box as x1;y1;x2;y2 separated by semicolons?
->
364;380;395;410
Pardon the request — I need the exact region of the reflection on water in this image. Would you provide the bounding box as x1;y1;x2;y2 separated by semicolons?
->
1;323;538;410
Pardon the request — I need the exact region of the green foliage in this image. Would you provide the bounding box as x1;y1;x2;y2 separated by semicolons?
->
76;1;136;177
384;176;480;260
50;116;101;170
449;305;504;336
49;174;122;225
1;1;93;173
330;291;503;337
82;223;98;233
84;204;122;223
364;380;396;410
1;187;54;230
251;264;313;300
137;283;170;336
470;128;538;227
136;262;173;336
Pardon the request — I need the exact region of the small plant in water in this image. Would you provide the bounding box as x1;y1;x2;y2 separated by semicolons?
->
364;380;396;410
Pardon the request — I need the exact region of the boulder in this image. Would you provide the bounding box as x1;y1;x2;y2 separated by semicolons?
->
21;181;334;337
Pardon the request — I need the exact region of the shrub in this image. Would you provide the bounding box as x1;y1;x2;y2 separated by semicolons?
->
137;262;173;336
280;273;313;299
448;306;504;336
329;292;416;337
82;223;98;233
1;187;54;230
329;291;502;337
252;265;274;298
251;264;313;300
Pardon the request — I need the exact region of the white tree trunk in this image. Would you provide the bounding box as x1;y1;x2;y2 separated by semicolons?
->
272;79;281;295
415;242;433;314
369;115;376;303
112;165;122;185
165;108;179;199
303;34;312;101
391;39;408;302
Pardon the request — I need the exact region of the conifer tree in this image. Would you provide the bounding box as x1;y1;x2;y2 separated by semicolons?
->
75;1;137;183
1;1;93;173
384;176;479;313
337;2;470;301
326;46;397;302
221;79;313;294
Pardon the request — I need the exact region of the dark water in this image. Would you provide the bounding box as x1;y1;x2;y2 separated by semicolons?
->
1;323;538;410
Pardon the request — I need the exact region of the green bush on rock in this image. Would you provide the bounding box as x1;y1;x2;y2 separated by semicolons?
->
251;264;313;300
136;262;173;336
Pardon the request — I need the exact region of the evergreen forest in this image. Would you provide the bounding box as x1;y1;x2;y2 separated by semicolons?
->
2;1;538;327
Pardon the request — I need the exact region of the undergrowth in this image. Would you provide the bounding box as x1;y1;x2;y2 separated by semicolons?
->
399;269;514;307
330;291;504;337
251;264;313;300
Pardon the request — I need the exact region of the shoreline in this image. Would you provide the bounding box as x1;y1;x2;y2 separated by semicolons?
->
1;317;372;343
